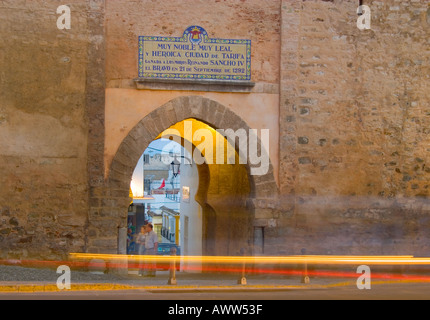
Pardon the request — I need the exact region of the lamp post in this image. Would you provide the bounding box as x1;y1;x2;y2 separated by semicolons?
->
170;155;181;193
170;155;181;178
169;153;192;196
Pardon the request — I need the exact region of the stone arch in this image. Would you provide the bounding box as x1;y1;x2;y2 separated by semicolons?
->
88;96;278;254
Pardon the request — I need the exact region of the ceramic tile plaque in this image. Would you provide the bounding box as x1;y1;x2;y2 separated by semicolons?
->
139;26;251;81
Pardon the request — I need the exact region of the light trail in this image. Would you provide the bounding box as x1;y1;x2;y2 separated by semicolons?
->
68;253;430;266
3;254;430;285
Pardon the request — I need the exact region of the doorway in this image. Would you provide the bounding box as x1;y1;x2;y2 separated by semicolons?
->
90;96;278;260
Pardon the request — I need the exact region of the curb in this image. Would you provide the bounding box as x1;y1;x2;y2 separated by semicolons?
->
0;283;140;293
0;279;426;293
0;283;323;293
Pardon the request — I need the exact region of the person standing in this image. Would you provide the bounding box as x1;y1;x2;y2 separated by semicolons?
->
136;225;147;276
144;223;159;277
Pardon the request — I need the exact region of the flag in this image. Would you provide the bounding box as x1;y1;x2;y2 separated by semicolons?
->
158;179;165;189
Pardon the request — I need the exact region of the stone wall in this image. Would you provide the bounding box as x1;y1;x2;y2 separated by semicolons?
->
103;0;281;184
1;0;429;260
0;0;100;259
105;0;281;86
270;0;430;256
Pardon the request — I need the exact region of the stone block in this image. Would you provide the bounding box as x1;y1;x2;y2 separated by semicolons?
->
255;209;275;220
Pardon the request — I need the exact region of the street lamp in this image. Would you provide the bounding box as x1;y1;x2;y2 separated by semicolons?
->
170;155;181;178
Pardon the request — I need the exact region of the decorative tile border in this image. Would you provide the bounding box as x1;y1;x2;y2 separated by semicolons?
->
139;26;251;81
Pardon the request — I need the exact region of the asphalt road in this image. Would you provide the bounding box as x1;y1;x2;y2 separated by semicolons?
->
2;284;425;320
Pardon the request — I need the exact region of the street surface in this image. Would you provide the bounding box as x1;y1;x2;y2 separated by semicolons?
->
2;281;428;320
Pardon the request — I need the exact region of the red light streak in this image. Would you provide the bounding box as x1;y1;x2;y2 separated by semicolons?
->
2;256;430;284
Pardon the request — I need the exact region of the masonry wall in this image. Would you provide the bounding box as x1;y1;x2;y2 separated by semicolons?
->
0;0;104;260
1;0;430;260
269;0;430;256
103;0;281;181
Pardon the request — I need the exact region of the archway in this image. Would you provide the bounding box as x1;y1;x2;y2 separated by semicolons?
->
158;118;252;258
87;96;278;256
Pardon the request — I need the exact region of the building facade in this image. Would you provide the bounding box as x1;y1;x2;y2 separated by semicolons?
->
0;0;429;260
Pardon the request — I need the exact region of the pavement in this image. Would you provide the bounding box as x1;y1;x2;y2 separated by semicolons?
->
0;263;420;293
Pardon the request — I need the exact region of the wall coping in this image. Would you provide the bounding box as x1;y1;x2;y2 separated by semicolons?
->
133;77;255;93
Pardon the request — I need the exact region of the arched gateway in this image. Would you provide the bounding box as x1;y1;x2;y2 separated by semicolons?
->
87;96;278;256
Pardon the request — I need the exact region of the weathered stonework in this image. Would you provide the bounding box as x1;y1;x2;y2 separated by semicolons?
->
276;0;430;256
1;0;429;260
0;0;92;260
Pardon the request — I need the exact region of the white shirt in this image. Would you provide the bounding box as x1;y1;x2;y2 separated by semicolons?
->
145;230;158;249
136;233;146;244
